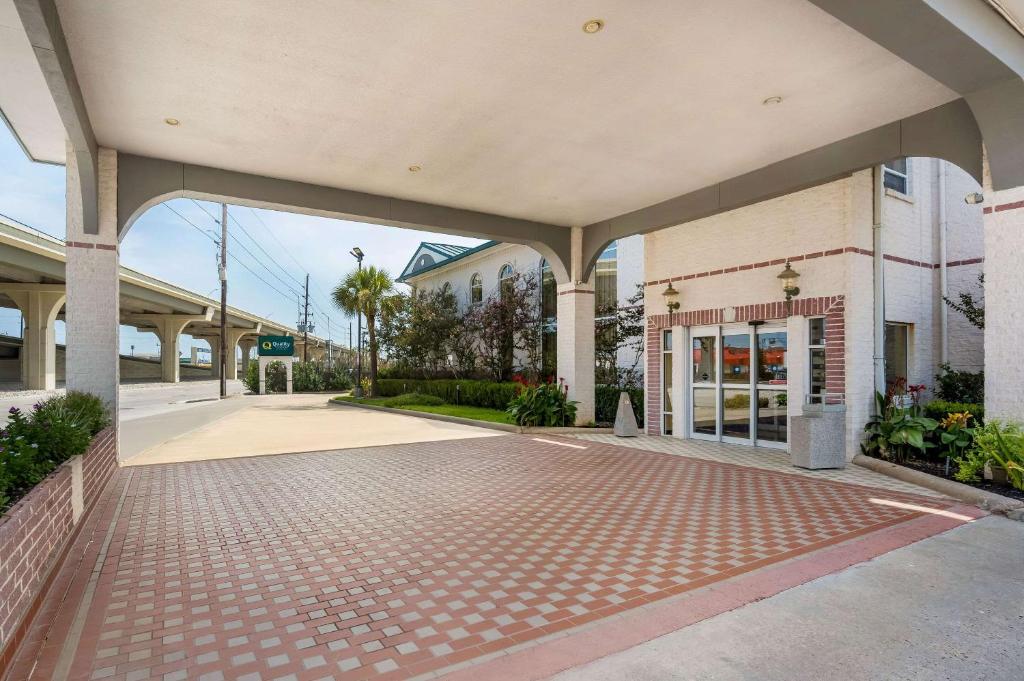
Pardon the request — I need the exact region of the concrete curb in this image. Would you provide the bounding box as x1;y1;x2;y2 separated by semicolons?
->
326;399;615;436
853;454;1024;517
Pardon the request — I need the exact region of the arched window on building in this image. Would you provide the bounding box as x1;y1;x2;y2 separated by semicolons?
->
499;264;514;298
470;273;483;305
540;259;557;379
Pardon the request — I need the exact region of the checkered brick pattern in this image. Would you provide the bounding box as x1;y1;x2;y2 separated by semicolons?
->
17;435;957;681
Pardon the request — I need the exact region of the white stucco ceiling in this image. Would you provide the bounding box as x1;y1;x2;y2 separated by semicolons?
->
0;0;65;163
12;1;959;225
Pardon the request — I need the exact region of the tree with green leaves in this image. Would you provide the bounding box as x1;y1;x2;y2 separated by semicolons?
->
332;266;401;397
944;273;984;330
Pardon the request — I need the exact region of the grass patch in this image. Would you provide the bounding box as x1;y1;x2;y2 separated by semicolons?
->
333;395;514;424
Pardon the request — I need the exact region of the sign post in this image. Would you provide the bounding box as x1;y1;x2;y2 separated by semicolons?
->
256;336;296;394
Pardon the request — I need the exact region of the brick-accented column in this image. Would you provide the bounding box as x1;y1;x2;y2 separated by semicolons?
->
65;145;119;415
982;185;1024;422
645;319;663;435
556;282;595;424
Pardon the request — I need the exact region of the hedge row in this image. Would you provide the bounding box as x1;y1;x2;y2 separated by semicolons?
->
376;379;519;410
596;385;644;426
923;400;984;424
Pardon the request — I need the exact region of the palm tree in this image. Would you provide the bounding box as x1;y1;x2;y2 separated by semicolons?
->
332;266;398;397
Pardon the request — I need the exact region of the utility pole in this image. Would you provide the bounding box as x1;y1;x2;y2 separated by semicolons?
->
325;314;332;369
219;203;228;399
302;273;310;363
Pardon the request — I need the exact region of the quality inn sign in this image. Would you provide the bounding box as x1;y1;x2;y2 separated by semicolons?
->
258;335;294;357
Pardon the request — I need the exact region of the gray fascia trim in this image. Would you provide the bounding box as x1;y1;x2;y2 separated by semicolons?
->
14;0;98;232
117;153;570;279
580;99;983;277
0;105;61;166
807;0;1024;94
396;241;499;283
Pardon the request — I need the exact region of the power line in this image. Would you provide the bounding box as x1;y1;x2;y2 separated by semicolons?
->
189;200;305;298
244;205;340;318
197;201;340;325
163;203;302;304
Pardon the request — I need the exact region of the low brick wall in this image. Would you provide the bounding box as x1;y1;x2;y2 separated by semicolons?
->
0;426;117;672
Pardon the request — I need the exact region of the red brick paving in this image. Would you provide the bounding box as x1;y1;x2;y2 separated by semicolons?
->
9;435;972;681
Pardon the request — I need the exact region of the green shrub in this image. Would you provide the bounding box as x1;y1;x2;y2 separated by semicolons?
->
381;393;446;407
376;379;519;410
292;361;326;392
934;363;984;404
242;360;288;393
506;381;578;427
0;393;110;513
595;385;643;426
923;400;983;424
35;391;110;436
954;420;1024;484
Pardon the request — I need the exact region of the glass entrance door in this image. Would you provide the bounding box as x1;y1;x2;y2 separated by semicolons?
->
688;325;788;447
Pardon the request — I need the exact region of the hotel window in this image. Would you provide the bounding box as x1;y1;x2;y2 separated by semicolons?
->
883;158;910;195
540;260;557;378
808;317;826;401
885;322;910;387
662;329;673;435
470;273;482;305
595;242;618;384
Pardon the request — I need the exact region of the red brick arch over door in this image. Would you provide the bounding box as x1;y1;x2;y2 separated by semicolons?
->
645;296;846;436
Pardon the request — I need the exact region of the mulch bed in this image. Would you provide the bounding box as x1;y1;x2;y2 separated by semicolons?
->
898;456;1024;502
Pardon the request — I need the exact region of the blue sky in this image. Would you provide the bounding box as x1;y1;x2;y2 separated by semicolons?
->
0;123;484;357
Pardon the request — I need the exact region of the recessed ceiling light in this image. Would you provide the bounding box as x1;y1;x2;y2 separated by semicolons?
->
582;19;604;34
762;96;783;106
164;117;180;126
408;165;422;172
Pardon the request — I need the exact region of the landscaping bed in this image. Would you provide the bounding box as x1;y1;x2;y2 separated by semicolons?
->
871;454;1024;503
332;395;514;424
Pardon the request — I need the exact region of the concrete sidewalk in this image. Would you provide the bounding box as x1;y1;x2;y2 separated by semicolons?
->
551;514;1024;681
123;393;504;465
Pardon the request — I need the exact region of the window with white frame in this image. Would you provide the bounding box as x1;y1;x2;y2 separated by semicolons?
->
883;158;910;195
884;322;910;387
470;273;483;305
808;317;826;403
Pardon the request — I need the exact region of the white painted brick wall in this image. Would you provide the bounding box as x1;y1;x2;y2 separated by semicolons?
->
982;182;1024;423
643;161;985;458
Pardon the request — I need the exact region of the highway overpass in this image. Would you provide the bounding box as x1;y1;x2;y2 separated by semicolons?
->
0;214;335;389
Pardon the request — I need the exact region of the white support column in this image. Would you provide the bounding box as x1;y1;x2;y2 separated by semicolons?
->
65;146;119;412
0;284;66;390
556;226;596;425
556;283;596;424
982;177;1024;423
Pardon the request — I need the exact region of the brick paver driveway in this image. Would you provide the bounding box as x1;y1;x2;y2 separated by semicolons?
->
13;435;978;681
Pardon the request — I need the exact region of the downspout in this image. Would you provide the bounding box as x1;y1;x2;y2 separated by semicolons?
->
872;165;886;405
938;161;949;365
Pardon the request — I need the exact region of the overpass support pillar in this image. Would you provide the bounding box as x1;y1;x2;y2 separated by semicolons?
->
129;310;214;383
983;179;1024;424
224;326;260;380
65;146;120;411
238;338;255;379
555;227;595;425
0;284;66;390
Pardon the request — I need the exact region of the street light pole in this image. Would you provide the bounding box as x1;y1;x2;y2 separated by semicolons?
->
349;247;364;397
219;203;228;399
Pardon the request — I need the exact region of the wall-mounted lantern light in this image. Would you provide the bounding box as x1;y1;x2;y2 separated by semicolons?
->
777;261;801;301
662;281;680;312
